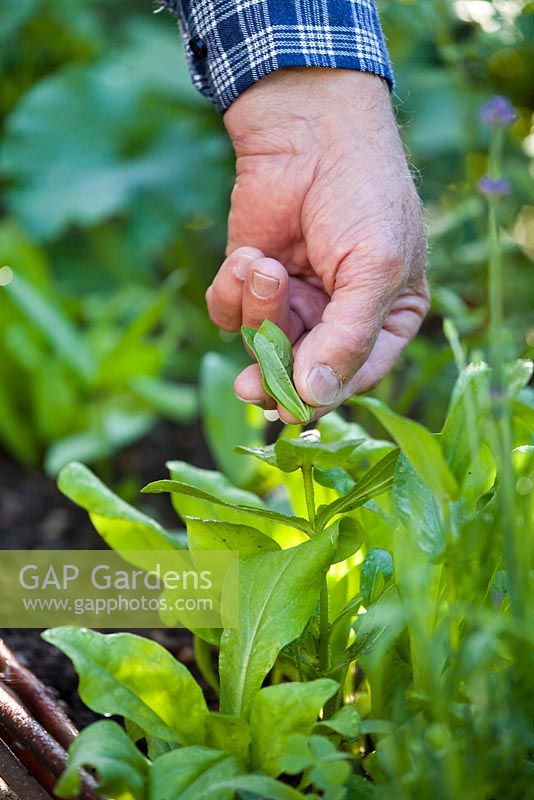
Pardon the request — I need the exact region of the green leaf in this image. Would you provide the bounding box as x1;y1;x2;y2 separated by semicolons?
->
441;363;491;481
130;376;197;423
353;397;458;500
1;30;230;240
311;759;351;794
280;734;314;775
167;461;266;519
512;394;534;438
219;529;337;717
43;629;207;744
329;518;364;564
249;679;339;776
360;549;394;606
186;518;280;554
45;409;155;476
316;449;400;528
58;462;183;560
260;319;294;371
504;359;534;397
237;438;361;473
235;444;279;468
5;272;95;382
229;775;309;799
442;360;532;484
205;714;251;763
55;721;149;800
342;586;404;665
276;438;362;472
359;720;395;736
167;461;312;546
148;747;243;800
393;455;445;561
0;374;38;465
310;750;351;793
143;477;312;536
314;705;361;740
242;322;313;423
241;325;258;355
314;467;356;495
318;412;393;460
200;352;266;489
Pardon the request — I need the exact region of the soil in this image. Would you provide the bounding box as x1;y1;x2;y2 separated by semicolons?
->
0;419;216;730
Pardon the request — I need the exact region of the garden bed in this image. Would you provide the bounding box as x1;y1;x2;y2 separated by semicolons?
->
0;419;215;731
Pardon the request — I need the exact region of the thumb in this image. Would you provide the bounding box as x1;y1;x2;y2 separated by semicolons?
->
293;257;402;407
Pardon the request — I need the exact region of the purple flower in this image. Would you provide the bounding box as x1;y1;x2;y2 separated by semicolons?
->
480;96;516;128
477;176;511;198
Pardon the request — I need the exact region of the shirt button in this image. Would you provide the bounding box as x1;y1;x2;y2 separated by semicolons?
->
189;36;208;59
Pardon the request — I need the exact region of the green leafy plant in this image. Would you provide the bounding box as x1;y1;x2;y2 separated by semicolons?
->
0;9;233;473
44;331;533;797
0;252;197;473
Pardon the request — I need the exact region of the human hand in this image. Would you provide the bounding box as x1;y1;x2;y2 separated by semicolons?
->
205;68;429;422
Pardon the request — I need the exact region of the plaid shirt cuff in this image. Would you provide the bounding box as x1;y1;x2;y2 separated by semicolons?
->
159;0;393;113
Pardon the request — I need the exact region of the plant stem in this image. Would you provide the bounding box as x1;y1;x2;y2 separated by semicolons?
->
442;503;460;655
488;197;504;395
302;464;316;527
302;464;330;677
319;580;330;675
193;636;220;696
486;129;521;617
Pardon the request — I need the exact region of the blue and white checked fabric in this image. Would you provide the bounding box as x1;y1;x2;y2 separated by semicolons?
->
159;0;393;112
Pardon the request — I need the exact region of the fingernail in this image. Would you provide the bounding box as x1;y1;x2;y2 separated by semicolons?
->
307;365;341;406
264;409;280;422
233;254;256;280
251;270;279;298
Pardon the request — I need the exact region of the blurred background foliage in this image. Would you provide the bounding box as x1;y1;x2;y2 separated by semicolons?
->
0;0;532;474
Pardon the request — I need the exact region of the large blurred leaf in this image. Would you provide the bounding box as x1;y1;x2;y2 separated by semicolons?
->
5;272;95;381
0;0;39;43
131;376;197;424
1;22;230;239
200;352;266;489
0;375;37;465
0;219;50;289
45;408;155;476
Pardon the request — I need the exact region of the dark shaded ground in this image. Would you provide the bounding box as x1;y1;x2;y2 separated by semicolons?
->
0;419;216;729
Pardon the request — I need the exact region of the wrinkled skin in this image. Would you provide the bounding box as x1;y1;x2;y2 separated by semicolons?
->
205;68;429;422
